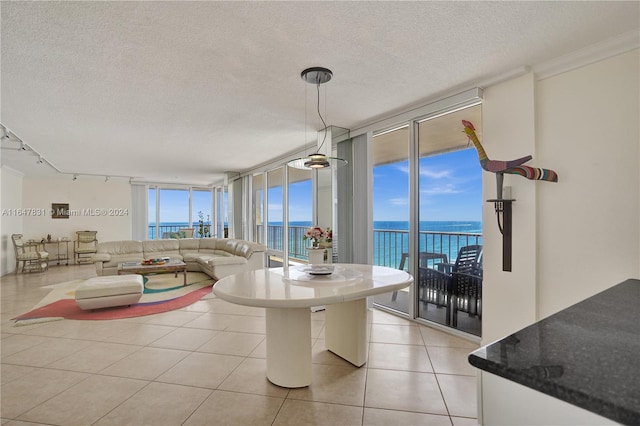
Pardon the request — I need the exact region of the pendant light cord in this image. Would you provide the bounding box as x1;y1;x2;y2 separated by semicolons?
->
315;81;328;154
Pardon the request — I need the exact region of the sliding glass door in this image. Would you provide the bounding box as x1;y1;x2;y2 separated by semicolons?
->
287;168;313;264
371;104;483;336
416;105;483;335
371;125;410;314
266;168;283;266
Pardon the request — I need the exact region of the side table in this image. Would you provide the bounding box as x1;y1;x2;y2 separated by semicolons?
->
44;239;70;265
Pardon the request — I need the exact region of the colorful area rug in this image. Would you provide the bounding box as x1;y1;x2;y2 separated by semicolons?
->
12;272;215;326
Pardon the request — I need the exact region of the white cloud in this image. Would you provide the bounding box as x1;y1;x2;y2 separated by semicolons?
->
389;198;408;206
420;168;452;179
421;184;462;195
395;163;452;179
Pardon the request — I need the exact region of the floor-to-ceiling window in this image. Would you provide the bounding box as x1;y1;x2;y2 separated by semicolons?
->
287;168;313;263
252;174;265;245
266;168;283;266
146;186;214;239
148;188;157;239
215;187;227;238
416;105;483;336
371;104;483;336
191;188;213;238
371;125;410;314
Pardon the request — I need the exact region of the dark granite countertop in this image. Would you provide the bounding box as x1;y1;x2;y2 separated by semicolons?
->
469;279;640;425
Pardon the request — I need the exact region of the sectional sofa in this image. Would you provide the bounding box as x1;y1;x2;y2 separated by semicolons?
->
91;238;266;280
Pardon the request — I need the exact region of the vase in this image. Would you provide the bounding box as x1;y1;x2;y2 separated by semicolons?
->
318;242;332;264
307;247;325;265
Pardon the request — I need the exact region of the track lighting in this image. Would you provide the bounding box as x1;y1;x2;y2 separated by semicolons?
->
72;174;78;181
36;156;44;164
20;141;26;151
105;176;110;182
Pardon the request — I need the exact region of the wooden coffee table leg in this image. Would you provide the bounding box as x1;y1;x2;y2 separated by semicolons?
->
183;268;187;286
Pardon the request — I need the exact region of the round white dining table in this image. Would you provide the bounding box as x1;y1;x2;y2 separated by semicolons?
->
213;263;413;388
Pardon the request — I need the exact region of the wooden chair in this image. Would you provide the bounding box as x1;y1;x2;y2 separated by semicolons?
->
75;230;98;263
11;234;49;273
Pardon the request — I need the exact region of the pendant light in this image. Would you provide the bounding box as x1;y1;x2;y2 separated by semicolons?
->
287;67;348;170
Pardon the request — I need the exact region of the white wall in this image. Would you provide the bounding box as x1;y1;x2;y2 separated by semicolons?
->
536;49;639;318
481;49;640;343
21;177;132;264
481;72;538;342
1;167;24;275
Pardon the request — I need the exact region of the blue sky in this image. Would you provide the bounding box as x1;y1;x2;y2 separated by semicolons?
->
149;188;215;223
150;147;483;223
373;147;482;222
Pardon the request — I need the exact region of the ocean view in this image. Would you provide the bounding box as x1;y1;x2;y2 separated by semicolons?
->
148;221;482;267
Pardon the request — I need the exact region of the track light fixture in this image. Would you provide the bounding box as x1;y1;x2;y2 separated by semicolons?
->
72;174;78;181
105;176;110;182
36;156;44;164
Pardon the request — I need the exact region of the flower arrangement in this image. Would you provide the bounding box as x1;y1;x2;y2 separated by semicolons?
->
197;211;211;238
303;226;332;247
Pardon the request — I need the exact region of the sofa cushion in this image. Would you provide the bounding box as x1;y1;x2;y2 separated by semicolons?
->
97;240;143;255
182;252;204;262
235;241;263;259
200;255;247;267
143;239;182;260
198;238;218;252
179;239;201;252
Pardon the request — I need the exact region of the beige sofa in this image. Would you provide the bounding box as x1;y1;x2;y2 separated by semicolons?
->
92;238;266;280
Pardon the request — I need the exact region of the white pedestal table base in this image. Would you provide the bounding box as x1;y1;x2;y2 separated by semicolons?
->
325;299;369;367
266;307;312;388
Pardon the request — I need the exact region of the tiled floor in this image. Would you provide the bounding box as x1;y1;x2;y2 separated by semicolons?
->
1;264;479;425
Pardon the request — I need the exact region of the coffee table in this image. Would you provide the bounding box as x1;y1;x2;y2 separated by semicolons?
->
118;260;188;285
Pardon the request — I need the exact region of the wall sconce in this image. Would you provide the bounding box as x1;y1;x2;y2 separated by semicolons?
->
487;173;515;272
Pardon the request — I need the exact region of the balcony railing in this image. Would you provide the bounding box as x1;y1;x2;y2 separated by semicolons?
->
257;225;313;260
374;229;482;270
256;225;481;266
147;223;215;240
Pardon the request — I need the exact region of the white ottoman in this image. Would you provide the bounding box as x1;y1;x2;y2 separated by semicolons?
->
75;275;144;310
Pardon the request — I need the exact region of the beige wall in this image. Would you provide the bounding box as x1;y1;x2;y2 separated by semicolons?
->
1;167;24;275
19;177;132;267
482;72;539;342
536;50;639;318
481;49;639;343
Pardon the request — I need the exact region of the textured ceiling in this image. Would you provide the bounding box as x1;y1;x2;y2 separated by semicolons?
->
1;1;638;185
